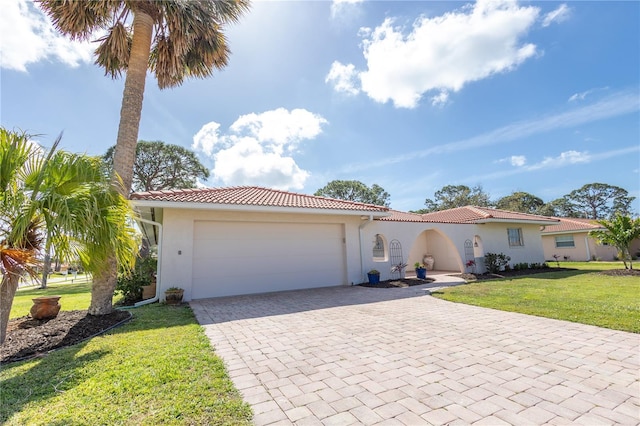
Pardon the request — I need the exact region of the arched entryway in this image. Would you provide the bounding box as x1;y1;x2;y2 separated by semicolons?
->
407;229;463;273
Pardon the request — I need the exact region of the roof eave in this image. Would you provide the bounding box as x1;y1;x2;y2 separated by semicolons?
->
542;228;602;235
130;199;390;218
475;218;559;225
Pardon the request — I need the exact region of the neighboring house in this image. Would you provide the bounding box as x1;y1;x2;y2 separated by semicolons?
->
130;187;558;302
541;217;616;261
541;217;640;262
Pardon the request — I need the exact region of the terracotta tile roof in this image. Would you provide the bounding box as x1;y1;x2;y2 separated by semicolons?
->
378;210;427;222
130;186;389;213
541;217;604;234
380;206;558;224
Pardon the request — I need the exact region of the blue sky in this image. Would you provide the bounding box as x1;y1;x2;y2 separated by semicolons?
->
1;0;639;213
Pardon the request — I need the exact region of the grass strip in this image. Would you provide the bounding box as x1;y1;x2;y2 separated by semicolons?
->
2;288;252;425
434;265;640;333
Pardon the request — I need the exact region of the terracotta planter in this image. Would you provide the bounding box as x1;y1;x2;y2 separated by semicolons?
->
30;296;61;320
165;289;184;305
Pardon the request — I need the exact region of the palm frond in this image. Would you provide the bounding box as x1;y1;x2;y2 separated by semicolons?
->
94;22;132;78
36;0;123;41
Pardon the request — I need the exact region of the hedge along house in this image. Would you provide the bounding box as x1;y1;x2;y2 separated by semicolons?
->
130;187;558;301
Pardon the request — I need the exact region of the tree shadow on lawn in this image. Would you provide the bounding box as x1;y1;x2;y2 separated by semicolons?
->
0;304;196;423
0;345;109;424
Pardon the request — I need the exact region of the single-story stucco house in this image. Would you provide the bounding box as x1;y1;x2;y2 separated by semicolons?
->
130;186;559;302
541;217;640;262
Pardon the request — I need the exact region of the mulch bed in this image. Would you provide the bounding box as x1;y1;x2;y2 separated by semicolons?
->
455;267;572;281
359;277;435;288
598;269;640;277
456;267;640;281
1;310;131;364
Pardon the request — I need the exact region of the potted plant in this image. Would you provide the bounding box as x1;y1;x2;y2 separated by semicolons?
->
367;269;380;284
414;262;427;279
465;259;476;274
164;287;184;305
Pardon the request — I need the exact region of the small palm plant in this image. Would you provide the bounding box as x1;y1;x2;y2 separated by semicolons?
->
0;128;138;343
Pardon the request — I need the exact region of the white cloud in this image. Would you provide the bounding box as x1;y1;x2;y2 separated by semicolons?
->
568;86;608;102
340;90;639;173
510;155;527;166
328;0;541;108
325;61;360;96
466;145;639;183
542;4;571;27
528;150;590;170
192;108;328;190
430;90;450;107
0;0;96;71
495;154;526;166
331;0;364;19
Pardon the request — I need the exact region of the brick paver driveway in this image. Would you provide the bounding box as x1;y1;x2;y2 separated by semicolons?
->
191;285;639;425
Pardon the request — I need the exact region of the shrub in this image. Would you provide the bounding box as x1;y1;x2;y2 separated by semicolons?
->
116;257;157;305
485;252;511;274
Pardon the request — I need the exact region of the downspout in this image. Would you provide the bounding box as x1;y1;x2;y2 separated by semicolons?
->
134;217;163;307
358;215;373;283
585;236;591;261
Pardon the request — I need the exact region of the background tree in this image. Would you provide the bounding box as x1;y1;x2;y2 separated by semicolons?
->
537;197;579;217
495;191;545;214
314;180;391;206
0;128;138;342
422;184;491;212
38;0;250;315
565;183;634;219
104;141;209;192
590;214;640;269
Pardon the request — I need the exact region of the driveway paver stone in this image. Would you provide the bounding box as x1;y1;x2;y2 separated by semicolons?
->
191;278;640;425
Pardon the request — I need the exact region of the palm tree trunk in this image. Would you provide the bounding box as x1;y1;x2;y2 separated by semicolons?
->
90;11;153;316
88;252;118;316
112;10;153;195
0;274;20;344
41;241;52;289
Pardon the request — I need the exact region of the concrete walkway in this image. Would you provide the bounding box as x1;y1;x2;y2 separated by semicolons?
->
191;279;639;425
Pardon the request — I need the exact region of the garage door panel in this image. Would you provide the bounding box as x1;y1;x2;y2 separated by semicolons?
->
191;221;346;299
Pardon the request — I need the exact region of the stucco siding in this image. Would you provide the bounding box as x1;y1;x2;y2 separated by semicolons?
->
158;208;363;300
542;232;619;261
469;223;546;267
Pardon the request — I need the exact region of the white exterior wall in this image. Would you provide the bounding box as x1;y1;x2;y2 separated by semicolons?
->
476;223;547;266
358;221;547;280
156;207;553;298
361;222;476;280
158;208;364;301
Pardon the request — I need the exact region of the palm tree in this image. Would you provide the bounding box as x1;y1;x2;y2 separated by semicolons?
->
590;215;640;270
0;128;138;343
37;0;250;314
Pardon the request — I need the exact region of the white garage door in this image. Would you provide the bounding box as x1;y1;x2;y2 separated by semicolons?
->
191;221;346;299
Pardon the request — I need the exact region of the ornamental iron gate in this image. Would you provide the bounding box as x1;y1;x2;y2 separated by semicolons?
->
389;239;405;279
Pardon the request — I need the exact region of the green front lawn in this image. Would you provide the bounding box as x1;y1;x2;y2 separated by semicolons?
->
1;283;252;425
434;262;640;333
